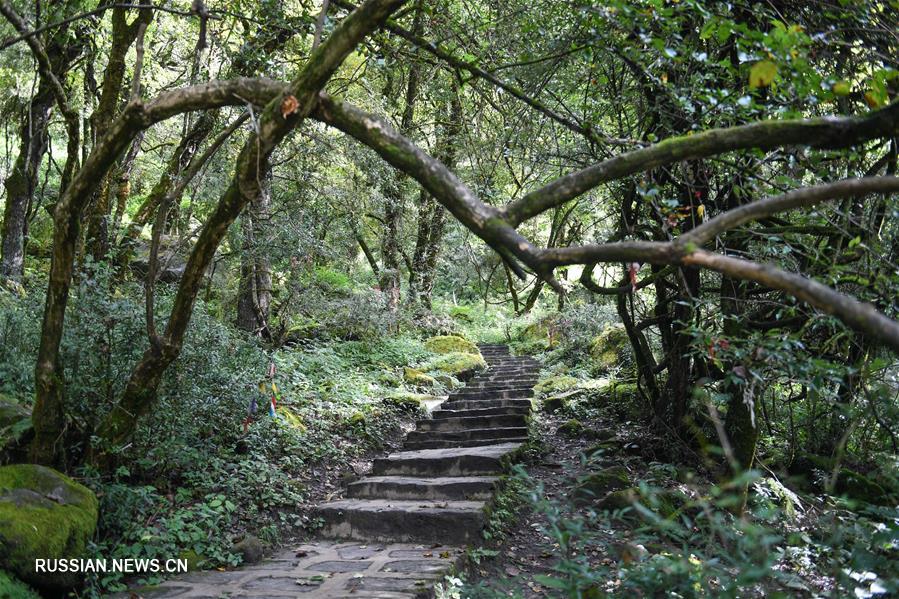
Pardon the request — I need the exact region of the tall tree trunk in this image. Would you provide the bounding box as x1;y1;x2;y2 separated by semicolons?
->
236;173;273;335
380;0;424;313
409;82;461;308
85;4;153;262
1;83;52;281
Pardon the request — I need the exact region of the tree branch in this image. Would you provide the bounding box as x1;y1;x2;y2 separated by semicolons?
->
503;101;899;226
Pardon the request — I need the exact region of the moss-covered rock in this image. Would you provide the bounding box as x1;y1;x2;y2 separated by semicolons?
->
590;324;633;373
542;388;584;413
346;412;367;428
0;396;32;462
424;351;486;381
519;315;560;349
597;487;640;512
383;393;431;413
573;466;630;505
0;464;99;590
0;570;40;599
424;335;478;355
404;367;437;387
558;419;584;438
232;535;264;564
535;375;579;397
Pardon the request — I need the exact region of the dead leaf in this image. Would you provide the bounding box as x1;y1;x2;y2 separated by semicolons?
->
281;94;299;118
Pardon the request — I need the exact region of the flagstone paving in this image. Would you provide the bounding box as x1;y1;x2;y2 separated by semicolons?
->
125;344;537;598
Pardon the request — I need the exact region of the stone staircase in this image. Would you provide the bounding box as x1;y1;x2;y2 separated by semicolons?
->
317;344;539;545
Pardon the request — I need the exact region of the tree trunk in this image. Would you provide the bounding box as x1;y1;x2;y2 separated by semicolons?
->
85;5;153;261
1;84;52;281
409;82;461;308
236;173;273;335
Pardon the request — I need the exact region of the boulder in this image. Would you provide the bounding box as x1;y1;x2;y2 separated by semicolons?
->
384;393;430;413
232;535;264;565
534;375;578;397
590;324;633;374
557;419;584;438
542;388;584;414
573;466;630;505
0;396;32;462
424;335;479;355
403;367;436;387
424;352;486;381
0;464;99;590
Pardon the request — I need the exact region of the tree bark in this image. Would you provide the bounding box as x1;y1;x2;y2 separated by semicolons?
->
409;83;461;308
85;4;154;261
1;83;52;280
236;173;273;335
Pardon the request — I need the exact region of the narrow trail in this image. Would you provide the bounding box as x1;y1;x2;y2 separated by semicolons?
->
128;345;539;598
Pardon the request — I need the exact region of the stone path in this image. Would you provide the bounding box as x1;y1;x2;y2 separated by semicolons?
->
129;344;538;598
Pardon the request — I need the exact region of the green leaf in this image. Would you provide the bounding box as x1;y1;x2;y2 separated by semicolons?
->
749;60;778;88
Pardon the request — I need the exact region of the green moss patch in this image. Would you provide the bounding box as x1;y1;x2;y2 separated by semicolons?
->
404;367;437;387
0;464;99;590
424;351;487;380
590;324;633;373
424;335;479;355
535;375;579;397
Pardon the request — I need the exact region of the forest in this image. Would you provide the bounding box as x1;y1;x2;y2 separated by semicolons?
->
0;0;897;597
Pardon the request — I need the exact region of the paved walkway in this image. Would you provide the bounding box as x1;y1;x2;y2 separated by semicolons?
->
130;542;464;598
126;345;537;598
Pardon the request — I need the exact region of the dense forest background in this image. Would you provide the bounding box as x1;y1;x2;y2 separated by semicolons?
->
0;0;897;596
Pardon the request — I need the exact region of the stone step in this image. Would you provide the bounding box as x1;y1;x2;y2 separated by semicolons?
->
440;398;534;410
317;499;486;544
458;384;536;394
346;475;498;500
405;427;529;445
372;443;521;477
450;387;534;400
416;414;527;431
403;437;529;450
432;405;531;418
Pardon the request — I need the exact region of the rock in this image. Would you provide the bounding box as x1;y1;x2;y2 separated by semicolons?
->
518;315;560;349
557;419;584;438
232;535;265;564
178;549;202;571
534;375;578;397
384;393;427;413
347;412;367;428
590;324;633;374
541;388;584;413
573;466;630;505
597;487;640;512
424;352;486;381
0;464;99;590
404;367;436;387
0;396;32;462
584;428;616;442
424;335;479;355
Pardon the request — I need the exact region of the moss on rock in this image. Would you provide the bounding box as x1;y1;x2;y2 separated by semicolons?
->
384;393;431;413
535;375;579;397
424;351;486;381
542;388;584;414
558;419;584;438
424;335;479;355
404;367;437;387
0;464;99;590
574;466;630;505
590;324;633;373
